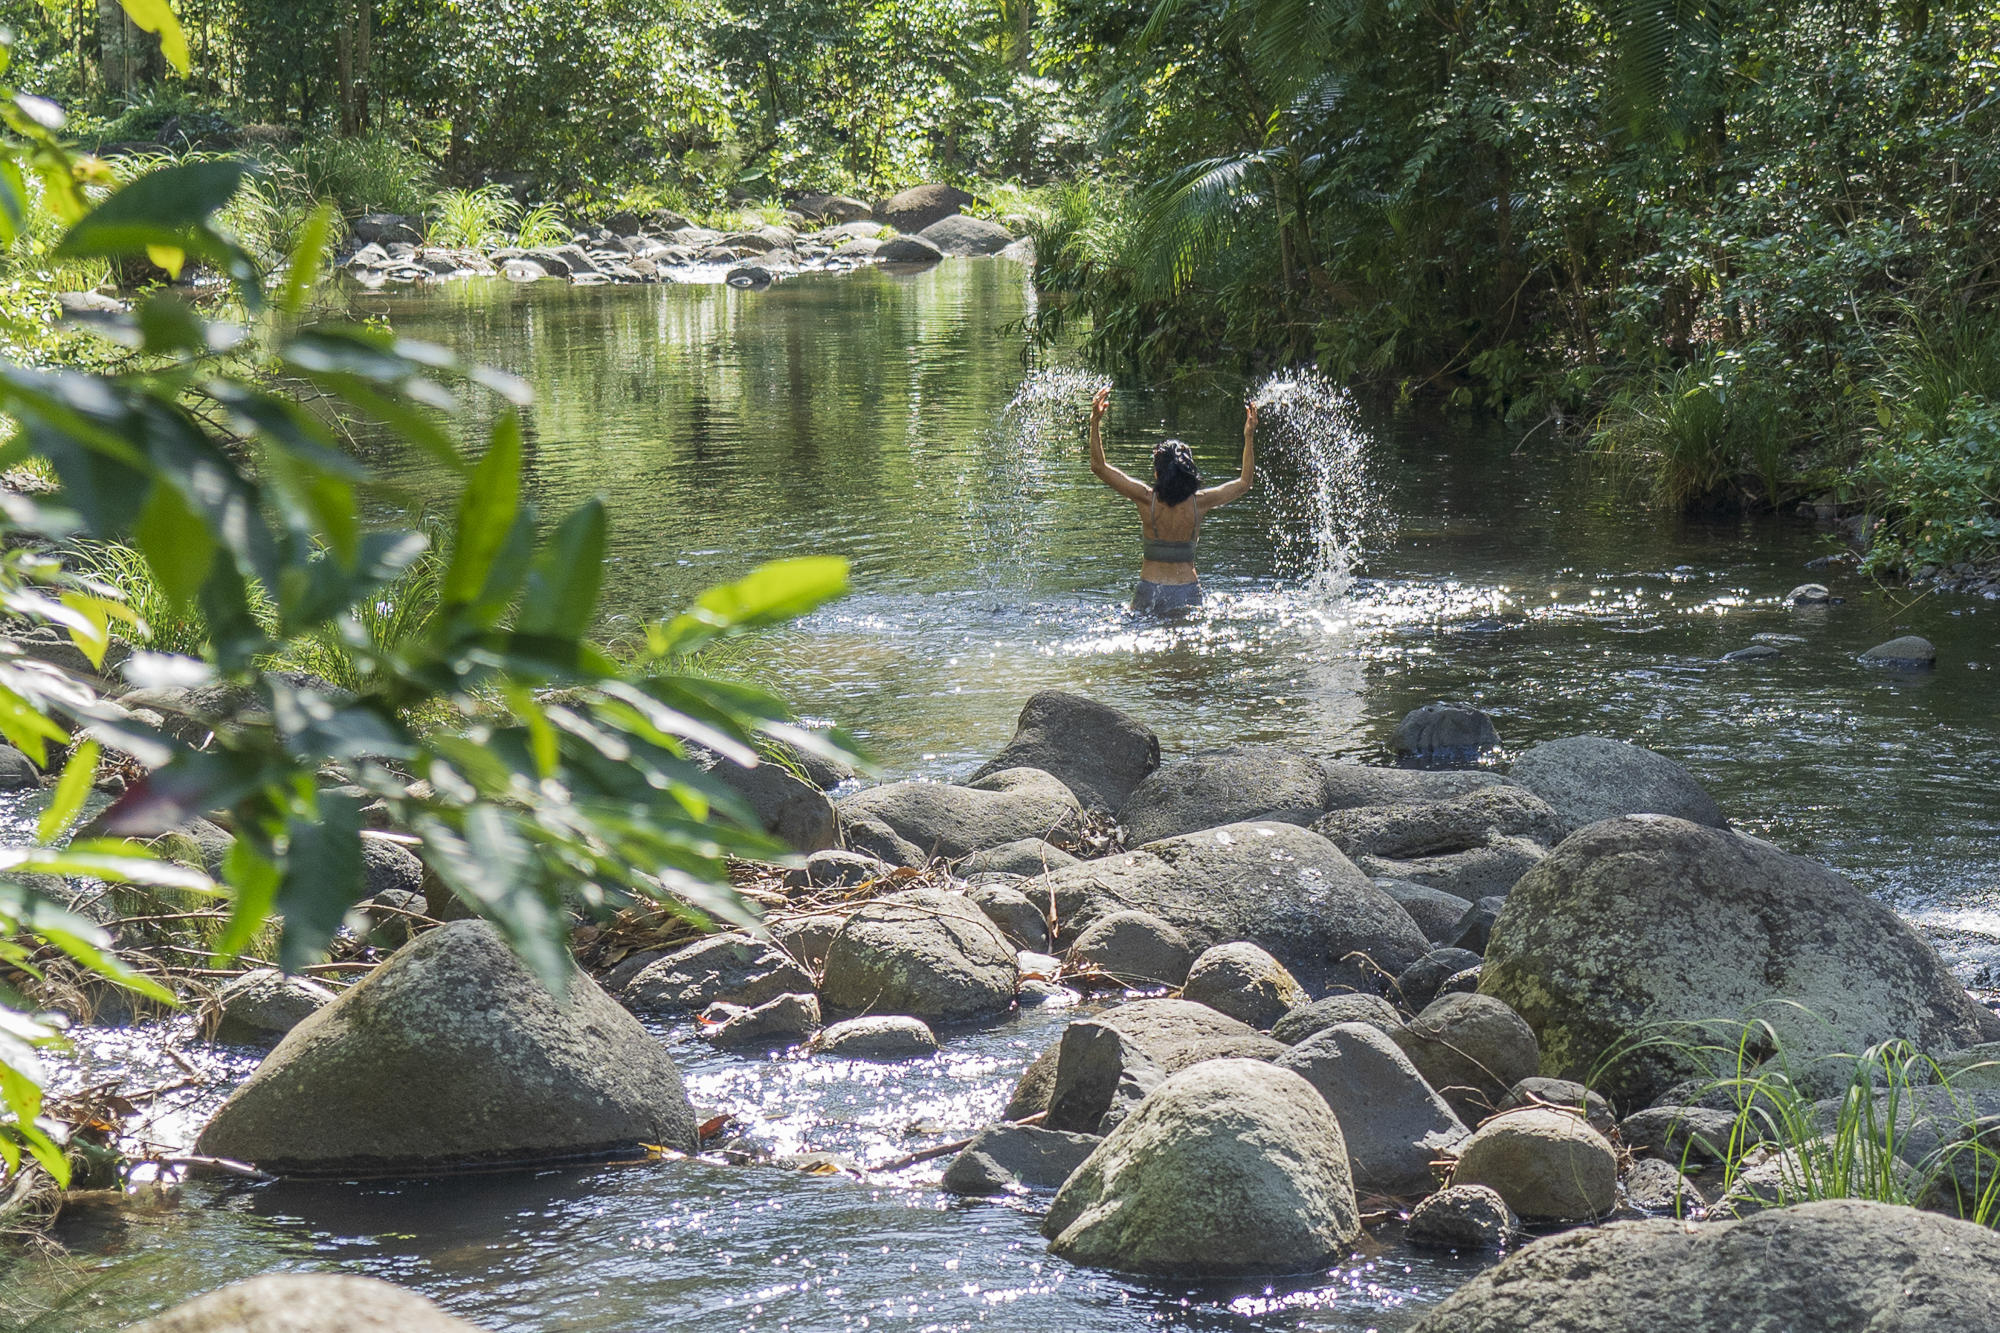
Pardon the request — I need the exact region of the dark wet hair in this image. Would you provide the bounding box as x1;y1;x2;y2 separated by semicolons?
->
1152;439;1200;506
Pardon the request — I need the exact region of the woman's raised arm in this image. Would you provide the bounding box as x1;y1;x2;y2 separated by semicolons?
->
1088;386;1154;502
1198;402;1257;509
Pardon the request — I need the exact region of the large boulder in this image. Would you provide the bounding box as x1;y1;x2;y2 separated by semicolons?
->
1392;992;1540;1124
1181;942;1307;1029
1041;1010;1287;1135
1276;1022;1468;1195
1312;785;1564;860
1116;746;1333;844
621;933;814;1014
1409;1199;2000;1333
1011;997;1272;1126
126;1273;487;1332
1480;816;1992;1108
967;691;1160;813
919;214;1014;256
875;233;945;264
1042;1060;1361;1276
1043;821;1428;992
1506;735;1725;830
836;769;1083;860
195;920;697;1173
818;887;1019;1021
881;183;974;233
1448;1106;1618;1222
695;746;837;852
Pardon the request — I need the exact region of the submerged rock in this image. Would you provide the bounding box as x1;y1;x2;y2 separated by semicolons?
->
1449;1107;1618;1222
126;1272;487;1332
1389;703;1503;764
1275;1022;1468;1196
1044;821;1428;992
1411;1200;2000;1333
837;769;1083;860
942;1123;1098;1195
196;920;697;1174
818;887;1019;1020
875;233;945;264
1480;815;1991;1108
1861;634;1937;668
1506;735;1726;830
967;691;1160;813
1314;785;1564;860
1043;1060;1361;1277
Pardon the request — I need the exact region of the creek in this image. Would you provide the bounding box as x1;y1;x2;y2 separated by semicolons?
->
3;258;1998;1330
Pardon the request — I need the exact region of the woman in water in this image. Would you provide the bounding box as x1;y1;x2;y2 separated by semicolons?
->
1088;386;1256;614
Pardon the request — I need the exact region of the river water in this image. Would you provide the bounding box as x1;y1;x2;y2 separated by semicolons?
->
4;259;1998;1330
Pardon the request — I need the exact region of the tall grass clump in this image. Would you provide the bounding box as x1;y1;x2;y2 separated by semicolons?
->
1594;360;1795;510
1618;1018;2000;1224
280;132;436;218
70;541;212;657
429;185;519;249
516;203;572;248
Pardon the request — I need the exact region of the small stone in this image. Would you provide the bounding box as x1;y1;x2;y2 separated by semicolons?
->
1405;1184;1516;1249
209;968;336;1045
941;1123;1098;1195
1787;583;1835;604
1497;1077;1616;1136
1449;1107;1619;1222
1722;644;1783;662
1623;1156;1705;1214
1394;947;1484;1012
1272;993;1405;1045
701;992;820;1047
1181;942;1307;1028
813;1015;939;1059
782;849;888;892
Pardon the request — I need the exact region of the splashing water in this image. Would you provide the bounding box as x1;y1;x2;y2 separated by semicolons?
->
967;368;1114;591
1251;368;1380;600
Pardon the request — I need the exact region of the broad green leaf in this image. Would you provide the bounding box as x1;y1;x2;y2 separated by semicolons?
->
55;159;246;261
37;740;97;844
442;412;523;615
0;685;70;765
210;836;279;962
276;204;334;314
517;500;606;640
0;842;216;891
276;791;363;972
134;483;217;606
117;0;190;74
653;557;849;655
0;159;26;246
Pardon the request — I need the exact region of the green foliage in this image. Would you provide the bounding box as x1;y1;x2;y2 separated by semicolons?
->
429;185;517;250
515;203;571;249
0;27;857;1195
279;133;437;219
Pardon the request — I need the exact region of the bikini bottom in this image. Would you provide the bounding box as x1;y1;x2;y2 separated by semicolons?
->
1132;578;1203;617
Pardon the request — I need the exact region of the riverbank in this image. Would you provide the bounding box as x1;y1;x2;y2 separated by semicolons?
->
17;684;2000;1329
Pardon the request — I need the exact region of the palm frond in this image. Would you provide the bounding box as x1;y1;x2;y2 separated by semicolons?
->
1132;150;1278;295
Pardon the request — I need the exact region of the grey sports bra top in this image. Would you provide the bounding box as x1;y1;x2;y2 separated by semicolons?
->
1142;497;1199;565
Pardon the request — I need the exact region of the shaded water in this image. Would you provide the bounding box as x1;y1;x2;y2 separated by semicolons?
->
7;260;1999;1329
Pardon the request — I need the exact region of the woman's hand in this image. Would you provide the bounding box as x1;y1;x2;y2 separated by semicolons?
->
1245;401;1259;435
1091;386;1110;425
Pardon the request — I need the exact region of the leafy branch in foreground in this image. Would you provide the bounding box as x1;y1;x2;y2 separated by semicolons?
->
0;15;854;1192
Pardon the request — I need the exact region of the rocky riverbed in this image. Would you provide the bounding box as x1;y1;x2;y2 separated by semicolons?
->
334;183;1034;291
82;681;2000;1331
